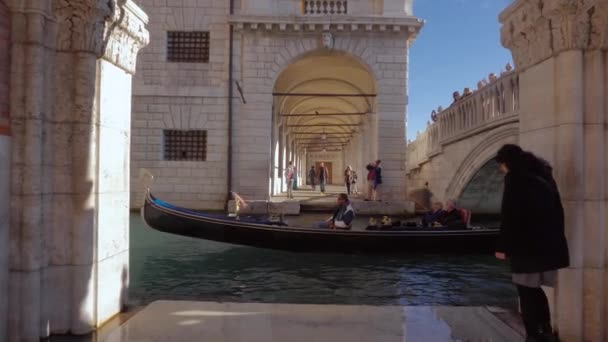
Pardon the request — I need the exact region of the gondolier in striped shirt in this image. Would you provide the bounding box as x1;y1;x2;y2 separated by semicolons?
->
316;193;355;230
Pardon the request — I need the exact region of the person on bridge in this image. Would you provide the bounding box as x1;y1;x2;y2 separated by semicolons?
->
315;193;355;230
494;144;569;342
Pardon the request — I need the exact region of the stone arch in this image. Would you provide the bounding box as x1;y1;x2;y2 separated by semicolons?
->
444;126;519;202
269;37;380;86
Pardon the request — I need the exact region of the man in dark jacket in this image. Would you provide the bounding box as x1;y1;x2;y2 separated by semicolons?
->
495;144;569;342
373;160;383;201
318;162;329;193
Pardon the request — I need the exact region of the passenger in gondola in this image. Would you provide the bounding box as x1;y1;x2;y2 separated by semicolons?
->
421;202;446;227
438;200;466;228
315;193;355;230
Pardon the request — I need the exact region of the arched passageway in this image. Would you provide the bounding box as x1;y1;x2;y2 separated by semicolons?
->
270;51;377;197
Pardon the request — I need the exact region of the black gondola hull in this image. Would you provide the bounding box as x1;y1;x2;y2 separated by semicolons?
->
142;193;499;254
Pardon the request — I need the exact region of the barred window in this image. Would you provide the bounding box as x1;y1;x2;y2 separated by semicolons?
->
167;31;210;63
163;130;207;161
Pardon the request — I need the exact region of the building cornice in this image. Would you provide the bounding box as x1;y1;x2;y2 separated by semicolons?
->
229;14;424;40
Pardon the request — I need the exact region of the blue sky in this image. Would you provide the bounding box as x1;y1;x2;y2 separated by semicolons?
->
407;0;513;138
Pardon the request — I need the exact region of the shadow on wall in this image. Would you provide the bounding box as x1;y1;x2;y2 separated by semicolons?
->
408;185;433;211
457;160;504;215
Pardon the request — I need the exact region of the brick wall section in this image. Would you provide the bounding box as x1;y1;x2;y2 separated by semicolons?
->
0;1;10;135
130;95;228;210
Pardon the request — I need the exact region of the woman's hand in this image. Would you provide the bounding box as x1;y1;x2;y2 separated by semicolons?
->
495;252;506;260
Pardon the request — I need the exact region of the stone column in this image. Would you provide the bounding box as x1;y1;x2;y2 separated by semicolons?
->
376;59;408;201
0;1;10;339
6;0;148;340
500;1;607;341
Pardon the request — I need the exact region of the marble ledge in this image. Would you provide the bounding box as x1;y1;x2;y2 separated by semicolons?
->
99;301;523;342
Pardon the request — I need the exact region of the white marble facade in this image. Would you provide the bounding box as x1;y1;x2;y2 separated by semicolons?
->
131;0;422;208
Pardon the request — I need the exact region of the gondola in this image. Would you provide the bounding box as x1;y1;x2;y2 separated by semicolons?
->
141;191;500;254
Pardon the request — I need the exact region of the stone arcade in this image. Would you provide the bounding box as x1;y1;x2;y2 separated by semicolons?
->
130;0;422;209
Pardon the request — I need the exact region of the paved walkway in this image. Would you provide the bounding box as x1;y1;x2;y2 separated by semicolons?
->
272;184;365;203
89;301;523;342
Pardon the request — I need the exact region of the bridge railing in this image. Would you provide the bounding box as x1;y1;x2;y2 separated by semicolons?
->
424;70;519;156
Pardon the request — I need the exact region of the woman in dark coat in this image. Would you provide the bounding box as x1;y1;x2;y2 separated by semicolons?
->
495;144;569;342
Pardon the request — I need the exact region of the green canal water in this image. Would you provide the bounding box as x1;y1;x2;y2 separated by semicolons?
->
129;213;517;309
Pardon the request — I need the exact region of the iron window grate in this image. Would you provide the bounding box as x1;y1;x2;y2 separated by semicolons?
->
167;31;210;63
163;130;207;161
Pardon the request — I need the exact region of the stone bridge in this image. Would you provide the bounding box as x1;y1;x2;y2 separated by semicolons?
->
406;70;519;214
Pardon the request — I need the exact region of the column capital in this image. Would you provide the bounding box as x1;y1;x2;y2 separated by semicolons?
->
500;0;608;70
53;0;149;74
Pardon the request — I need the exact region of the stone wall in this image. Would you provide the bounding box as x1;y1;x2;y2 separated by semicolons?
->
3;1;148;340
131;96;228;209
499;1;608;340
131;0;229;210
0;1;9;339
0;0;9;131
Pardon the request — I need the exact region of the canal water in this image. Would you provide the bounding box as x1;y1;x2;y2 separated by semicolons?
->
129;213;517;309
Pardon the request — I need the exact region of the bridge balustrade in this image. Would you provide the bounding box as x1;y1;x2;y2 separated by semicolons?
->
424;70;519;156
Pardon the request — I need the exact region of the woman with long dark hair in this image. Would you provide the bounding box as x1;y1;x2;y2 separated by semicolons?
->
495;144;569;342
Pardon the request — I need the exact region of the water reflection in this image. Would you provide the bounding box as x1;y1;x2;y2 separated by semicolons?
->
129;214;516;309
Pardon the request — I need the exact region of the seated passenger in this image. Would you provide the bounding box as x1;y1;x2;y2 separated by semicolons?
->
316;193;355;230
422;202;446;227
439;200;466;228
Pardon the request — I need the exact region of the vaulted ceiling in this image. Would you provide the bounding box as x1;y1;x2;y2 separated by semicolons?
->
274;51;376;152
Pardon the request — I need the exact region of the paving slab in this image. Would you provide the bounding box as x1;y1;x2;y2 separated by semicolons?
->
102;301;523;342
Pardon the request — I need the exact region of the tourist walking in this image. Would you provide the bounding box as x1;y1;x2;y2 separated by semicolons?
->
308;166;317;191
285;161;296;199
373;160;383;201
494;144;569;342
344;165;353;194
351;171;358;194
365;163;375;201
318;162;329;193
